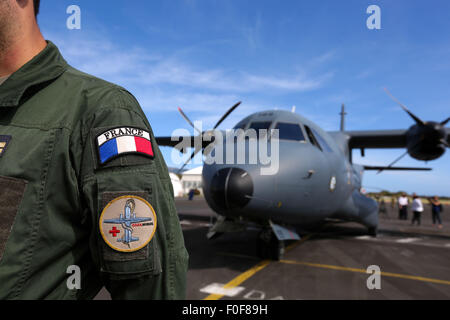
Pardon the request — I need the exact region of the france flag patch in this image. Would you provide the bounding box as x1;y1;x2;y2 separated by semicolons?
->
96;127;154;165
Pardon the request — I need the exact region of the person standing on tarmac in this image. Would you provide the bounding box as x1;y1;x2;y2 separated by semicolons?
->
398;193;409;220
429;196;443;229
411;193;424;226
0;0;188;299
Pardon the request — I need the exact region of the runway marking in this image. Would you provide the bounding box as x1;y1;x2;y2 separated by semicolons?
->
204;234;313;300
200;283;246;297
396;238;419;244
203;260;271;300
355;236;374;240
279;260;450;286
350;234;450;250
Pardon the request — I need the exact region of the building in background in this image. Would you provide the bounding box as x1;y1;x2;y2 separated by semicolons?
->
181;166;203;196
169;172;184;198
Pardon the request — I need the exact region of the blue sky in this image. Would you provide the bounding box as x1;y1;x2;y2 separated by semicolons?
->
38;1;450;196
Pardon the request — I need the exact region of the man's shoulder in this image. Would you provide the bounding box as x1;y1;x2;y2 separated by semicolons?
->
61;65;140;112
63;65;131;94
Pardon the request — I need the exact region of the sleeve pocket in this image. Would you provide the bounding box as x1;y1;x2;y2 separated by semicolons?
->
95;172;162;280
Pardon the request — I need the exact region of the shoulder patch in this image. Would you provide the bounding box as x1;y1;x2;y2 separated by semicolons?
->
99;195;157;253
96;127;154;166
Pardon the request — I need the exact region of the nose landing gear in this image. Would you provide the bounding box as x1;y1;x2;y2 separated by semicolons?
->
257;228;285;261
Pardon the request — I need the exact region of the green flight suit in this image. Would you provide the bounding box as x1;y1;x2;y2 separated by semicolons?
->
0;41;189;299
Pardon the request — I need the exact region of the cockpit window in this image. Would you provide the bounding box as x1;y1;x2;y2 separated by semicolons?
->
233;121;248;130
304;125;333;152
304;125;322;151
248;121;272;138
311;128;333;152
274;123;305;141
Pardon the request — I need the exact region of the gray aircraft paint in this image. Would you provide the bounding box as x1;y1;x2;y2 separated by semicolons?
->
158;104;448;241
202;110;378;230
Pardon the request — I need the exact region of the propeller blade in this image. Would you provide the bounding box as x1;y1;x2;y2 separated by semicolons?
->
441;139;450;148
213;101;242;130
441;117;450;126
178;151;197;173
178;144;204;173
384;88;425;126
178;107;203;135
376;150;409;174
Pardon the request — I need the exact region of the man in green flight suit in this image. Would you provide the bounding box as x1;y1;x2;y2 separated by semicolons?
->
0;0;189;299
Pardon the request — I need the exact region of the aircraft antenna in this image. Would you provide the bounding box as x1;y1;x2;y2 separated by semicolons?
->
340;104;347;132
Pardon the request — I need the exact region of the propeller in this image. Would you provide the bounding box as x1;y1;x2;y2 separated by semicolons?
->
177;102;242;173
377;89;449;173
376;151;409;174
213;101;242;130
177;107;202;135
441;117;450;126
384;88;425;126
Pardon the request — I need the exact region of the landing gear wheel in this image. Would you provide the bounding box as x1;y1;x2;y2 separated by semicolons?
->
258;229;285;261
368;227;378;237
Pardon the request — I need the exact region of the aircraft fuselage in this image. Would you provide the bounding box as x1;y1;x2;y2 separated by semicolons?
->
201;110;378;231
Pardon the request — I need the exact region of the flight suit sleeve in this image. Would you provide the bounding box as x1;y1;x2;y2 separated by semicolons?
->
70;88;188;300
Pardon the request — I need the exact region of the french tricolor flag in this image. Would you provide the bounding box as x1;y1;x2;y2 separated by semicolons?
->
97;127;154;165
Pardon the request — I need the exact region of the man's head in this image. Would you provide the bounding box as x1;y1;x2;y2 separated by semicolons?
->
0;0;40;31
0;0;46;74
0;1;19;52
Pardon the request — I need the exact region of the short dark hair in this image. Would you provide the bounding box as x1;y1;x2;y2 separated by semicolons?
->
34;0;40;17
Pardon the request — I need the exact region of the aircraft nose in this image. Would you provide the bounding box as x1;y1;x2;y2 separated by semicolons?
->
210;168;253;210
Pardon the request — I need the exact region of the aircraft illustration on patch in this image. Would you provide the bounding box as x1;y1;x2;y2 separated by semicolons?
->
104;198;154;247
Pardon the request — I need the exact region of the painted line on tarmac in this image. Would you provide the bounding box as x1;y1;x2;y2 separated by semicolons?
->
279;259;450;286
203;234;312;300
354;235;374;240
200;283;246;298
396;238;420;244
203;259;272;300
353;234;450;250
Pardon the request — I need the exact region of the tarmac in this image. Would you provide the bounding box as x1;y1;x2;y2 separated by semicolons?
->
97;197;450;300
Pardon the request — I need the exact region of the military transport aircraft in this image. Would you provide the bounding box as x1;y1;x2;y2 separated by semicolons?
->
156;91;450;260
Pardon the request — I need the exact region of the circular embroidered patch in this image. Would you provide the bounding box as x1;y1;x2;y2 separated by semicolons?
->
99;195;157;252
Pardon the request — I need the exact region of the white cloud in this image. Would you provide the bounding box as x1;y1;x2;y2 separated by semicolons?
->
49;33;332;95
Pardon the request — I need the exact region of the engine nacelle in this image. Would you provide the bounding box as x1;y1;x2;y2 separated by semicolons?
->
406;122;447;161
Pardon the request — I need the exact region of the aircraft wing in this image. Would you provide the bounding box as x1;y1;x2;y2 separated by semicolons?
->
363;165;432;171
346;129;408;149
